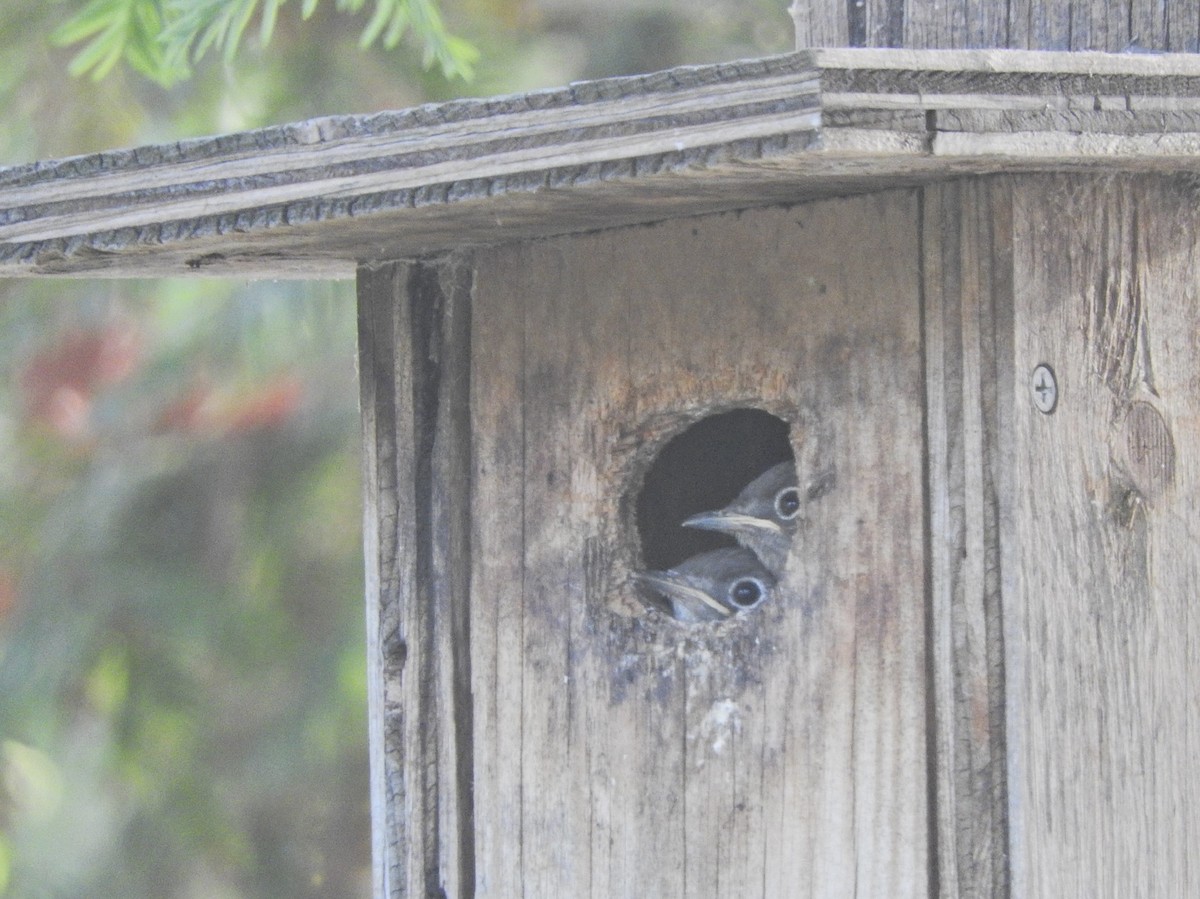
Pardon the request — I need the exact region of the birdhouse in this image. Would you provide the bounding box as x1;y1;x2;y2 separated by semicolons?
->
4;12;1200;897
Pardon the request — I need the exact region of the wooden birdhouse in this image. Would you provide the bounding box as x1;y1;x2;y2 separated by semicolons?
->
4;5;1200;895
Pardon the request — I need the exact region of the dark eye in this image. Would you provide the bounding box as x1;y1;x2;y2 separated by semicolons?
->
775;487;801;520
728;578;766;609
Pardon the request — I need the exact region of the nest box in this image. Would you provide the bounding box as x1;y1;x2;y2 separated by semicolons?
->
4;32;1199;899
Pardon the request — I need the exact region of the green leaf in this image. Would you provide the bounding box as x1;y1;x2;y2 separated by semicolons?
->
65;23;126;79
51;0;123;45
57;0;477;85
259;0;282;46
358;0;396;49
380;0;409;48
440;33;479;79
158;0;228;65
222;0;260;63
128;2;180;85
55;0;187;85
345;0;475;79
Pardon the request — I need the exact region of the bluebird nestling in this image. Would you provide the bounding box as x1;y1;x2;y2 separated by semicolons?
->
681;461;808;576
635;546;775;623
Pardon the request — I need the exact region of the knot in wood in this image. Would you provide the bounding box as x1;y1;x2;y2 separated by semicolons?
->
1121;400;1175;499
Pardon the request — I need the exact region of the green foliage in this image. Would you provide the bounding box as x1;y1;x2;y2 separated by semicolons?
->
0;283;370;897
51;0;172;83
52;0;478;86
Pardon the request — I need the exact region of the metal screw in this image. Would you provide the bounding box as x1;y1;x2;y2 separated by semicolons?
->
1032;364;1058;414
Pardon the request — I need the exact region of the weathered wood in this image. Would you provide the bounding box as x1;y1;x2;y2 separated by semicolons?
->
903;0;1012;50
356;172;1200;898
932;110;1200;135
9;49;1200;278
0;55;821;279
803;0;1199;52
791;0;848;48
358;258;475;897
462;193;929;896
1004;174;1200;898
923;178;1013;898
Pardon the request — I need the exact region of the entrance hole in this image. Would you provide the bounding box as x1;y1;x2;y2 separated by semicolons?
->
635;408;794;571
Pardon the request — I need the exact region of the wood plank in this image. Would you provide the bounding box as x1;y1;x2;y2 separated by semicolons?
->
469;192;929;895
933;108;1200;133
1006;174;1199;898
1005;0;1034;49
905;0;1012;50
357;258;475;897
793;0;849;49
468;241;526;897
896;0;947;51
975;0;1018;48
1129;0;1168;53
931;129;1200;159
1022;1;1096;50
1064;1;1105;51
922;178;1012;899
1103;1;1133;52
10;49;1200;278
864;0;905;48
813;46;1200;74
357;264;397;899
1165;1;1199;51
798;0;1193;51
425;258;476;897
0;55;822;278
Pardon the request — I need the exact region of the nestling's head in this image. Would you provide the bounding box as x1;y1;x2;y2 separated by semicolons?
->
635;546;776;623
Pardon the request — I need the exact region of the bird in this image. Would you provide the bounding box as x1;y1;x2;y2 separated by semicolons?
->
635;546;775;623
681;461;817;576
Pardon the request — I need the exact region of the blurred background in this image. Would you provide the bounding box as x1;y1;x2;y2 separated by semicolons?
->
0;2;788;895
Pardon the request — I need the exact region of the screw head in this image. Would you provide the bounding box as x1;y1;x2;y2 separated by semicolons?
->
1032;364;1058;414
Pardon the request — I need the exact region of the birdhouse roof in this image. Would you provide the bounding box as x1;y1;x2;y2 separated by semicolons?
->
5;47;1200;279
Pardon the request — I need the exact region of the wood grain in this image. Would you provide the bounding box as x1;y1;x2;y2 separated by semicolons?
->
805;0;1199;52
922;178;1013;898
1006;174;1199;898
358;173;1200;897
466;193;929;896
9;50;1200;278
358;259;475;897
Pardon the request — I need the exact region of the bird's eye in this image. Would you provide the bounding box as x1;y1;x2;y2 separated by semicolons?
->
728;578;766;609
775;486;802;520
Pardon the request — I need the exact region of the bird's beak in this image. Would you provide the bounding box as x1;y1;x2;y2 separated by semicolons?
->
634;571;731;618
682;510;784;536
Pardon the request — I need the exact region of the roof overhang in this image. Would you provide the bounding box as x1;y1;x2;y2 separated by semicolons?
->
5;47;1200;278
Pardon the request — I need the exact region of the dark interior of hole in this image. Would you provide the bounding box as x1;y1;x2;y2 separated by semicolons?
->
636;408;794;570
